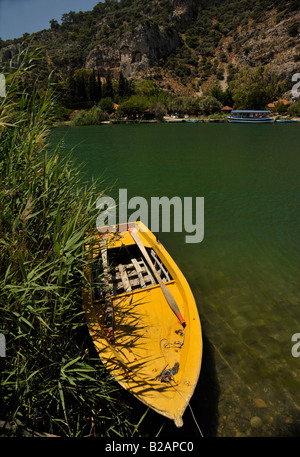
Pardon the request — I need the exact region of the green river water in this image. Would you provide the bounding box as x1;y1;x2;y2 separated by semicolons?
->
50;123;300;437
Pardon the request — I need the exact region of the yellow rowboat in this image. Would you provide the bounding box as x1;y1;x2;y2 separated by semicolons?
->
82;221;202;427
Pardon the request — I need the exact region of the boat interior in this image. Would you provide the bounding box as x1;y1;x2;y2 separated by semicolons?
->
91;243;173;301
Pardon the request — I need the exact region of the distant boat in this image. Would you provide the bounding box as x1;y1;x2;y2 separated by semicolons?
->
276;119;297;123
82;221;202;427
185;119;199;123
227;110;275;123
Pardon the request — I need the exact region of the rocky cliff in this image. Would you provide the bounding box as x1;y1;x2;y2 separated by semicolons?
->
85;0;201;78
233;12;299;82
0;43;20;65
86;22;181;78
0;0;299;96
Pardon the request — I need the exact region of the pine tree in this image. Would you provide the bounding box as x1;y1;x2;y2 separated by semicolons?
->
103;70;114;99
96;72;102;102
85;70;94;105
118;71;128;100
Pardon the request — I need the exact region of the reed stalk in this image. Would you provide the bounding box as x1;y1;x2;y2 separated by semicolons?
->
0;47;141;437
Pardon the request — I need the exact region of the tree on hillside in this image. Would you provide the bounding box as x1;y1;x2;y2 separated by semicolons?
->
117;71;131;100
73;69;87;106
134;79;156;97
116;95;149;119
61;11;77;26
182;97;199;115
229;66;285;109
49;19;59;30
168;97;185;116
198;96;222;115
150;102;165;120
86;69;102;104
63;69;102;109
103;70;114;99
287;101;300;117
210;87;233;107
98;97;114;113
95;71;102;103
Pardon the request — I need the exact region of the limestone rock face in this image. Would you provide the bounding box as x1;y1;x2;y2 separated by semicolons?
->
86;23;181;77
0;43;21;64
234;14;300;89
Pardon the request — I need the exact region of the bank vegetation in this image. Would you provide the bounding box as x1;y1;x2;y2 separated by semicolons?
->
0;49;145;437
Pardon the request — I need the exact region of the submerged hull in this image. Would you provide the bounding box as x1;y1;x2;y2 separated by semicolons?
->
82;221;202;427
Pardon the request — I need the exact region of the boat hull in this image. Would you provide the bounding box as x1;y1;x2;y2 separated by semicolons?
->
82;222;202;427
276;120;297;123
228;117;275;123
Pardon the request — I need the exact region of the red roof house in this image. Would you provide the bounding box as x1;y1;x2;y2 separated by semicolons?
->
221;106;233;112
268;99;291;108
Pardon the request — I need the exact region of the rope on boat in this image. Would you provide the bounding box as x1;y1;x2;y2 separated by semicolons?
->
158;336;204;437
170;383;204;438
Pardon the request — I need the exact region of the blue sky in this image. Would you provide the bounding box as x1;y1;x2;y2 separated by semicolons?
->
0;0;101;40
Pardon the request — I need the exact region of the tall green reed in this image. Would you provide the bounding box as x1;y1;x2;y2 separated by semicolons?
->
0;47;140;437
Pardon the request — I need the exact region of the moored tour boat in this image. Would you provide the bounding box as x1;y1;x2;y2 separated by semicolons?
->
227;110;275;123
82;221;202;427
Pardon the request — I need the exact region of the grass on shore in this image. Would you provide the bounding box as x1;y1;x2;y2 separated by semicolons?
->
0;48;143;437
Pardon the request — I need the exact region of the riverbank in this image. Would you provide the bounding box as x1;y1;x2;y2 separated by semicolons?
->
53;116;228;126
53;115;300;127
104;117;228;124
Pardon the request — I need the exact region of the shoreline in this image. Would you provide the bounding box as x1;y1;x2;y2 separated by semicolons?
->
53;115;300;127
53;117;231;127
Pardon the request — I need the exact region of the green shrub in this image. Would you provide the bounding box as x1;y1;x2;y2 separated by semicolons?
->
70;106;108;125
185;36;199;49
287;101;300;117
220;51;228;63
210;86;233;107
275;101;288;114
216;68;224;80
98;97;114;113
198;96;222;115
116;95;149;118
